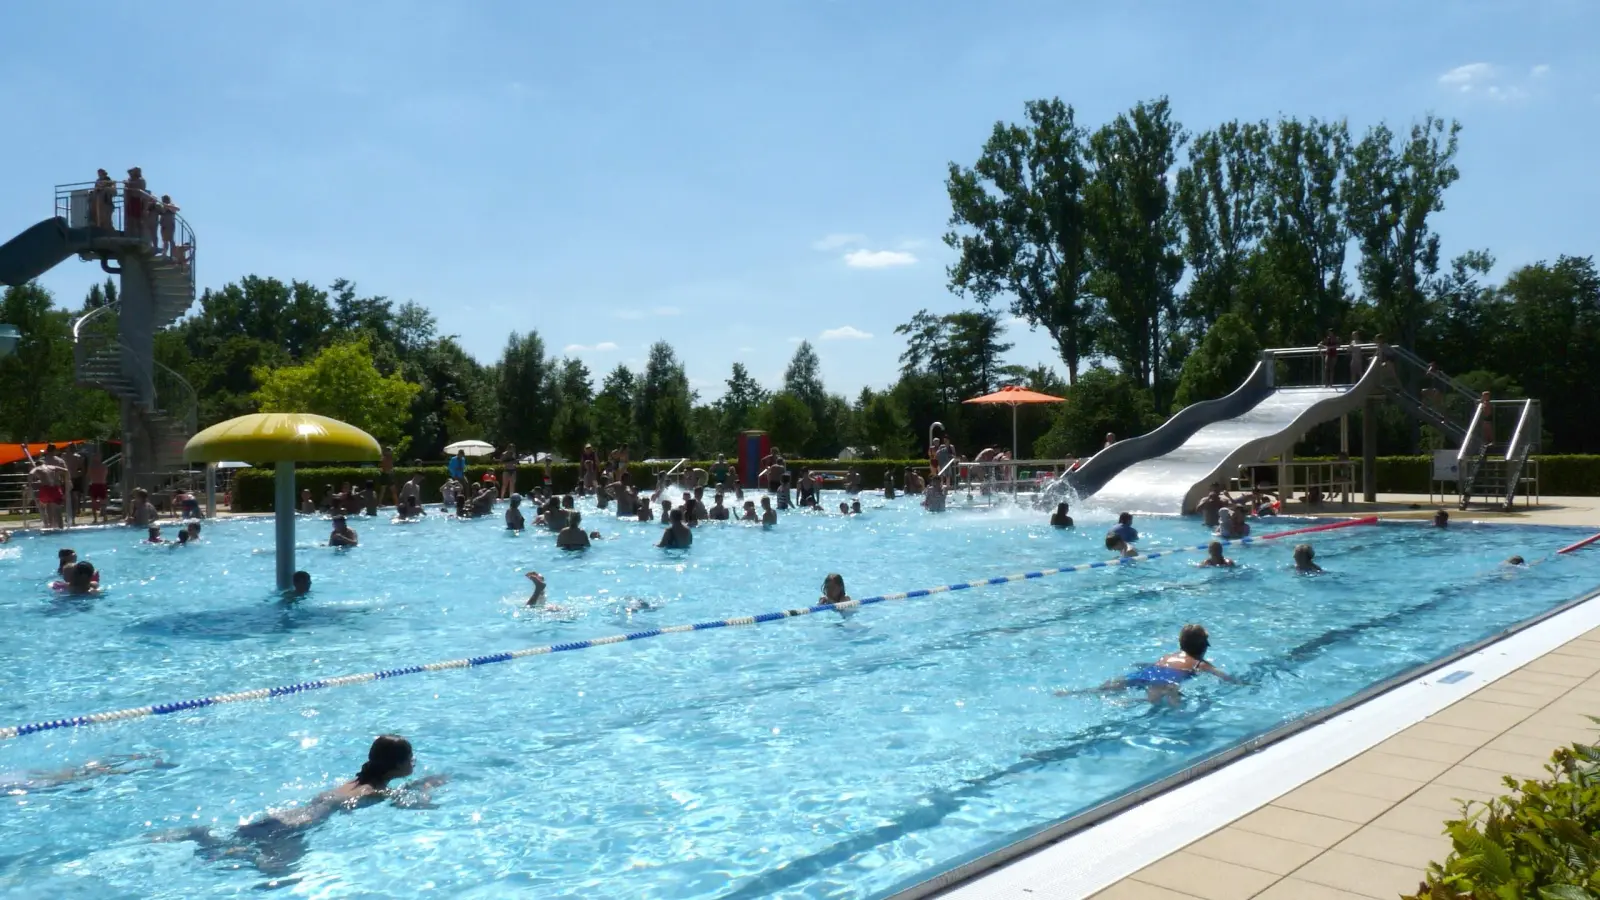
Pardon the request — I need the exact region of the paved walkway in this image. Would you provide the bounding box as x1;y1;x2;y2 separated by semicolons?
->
1090;627;1600;899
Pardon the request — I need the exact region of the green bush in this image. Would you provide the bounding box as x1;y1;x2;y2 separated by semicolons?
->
229;459;942;512
1404;726;1600;899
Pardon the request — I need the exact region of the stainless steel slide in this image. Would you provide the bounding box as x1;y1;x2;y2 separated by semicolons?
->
1069;357;1385;515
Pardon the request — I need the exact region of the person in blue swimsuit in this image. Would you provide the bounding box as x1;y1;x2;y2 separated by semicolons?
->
1059;624;1237;706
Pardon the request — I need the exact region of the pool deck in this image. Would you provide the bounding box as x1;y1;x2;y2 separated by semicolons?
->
931;494;1600;900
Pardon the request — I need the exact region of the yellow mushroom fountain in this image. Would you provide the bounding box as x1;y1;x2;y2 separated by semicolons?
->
184;413;380;591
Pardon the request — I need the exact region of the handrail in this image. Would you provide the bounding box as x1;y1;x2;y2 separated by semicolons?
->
1457;400;1485;465
1386;344;1480;405
661;458;690;482
71;299;116;340
54;179;196;293
1504;399;1534;464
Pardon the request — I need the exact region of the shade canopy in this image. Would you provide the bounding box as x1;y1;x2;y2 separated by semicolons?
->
962;386;1067;406
183;413;381;464
444;439;497;457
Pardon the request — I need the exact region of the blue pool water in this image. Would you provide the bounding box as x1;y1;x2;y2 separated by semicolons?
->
2;498;1599;899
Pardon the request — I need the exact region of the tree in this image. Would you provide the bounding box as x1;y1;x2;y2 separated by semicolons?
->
592;365;637;454
1033;366;1161;458
1495;255;1600;451
719;362;768;434
1174;120;1268;330
0;284;105;442
945;98;1097;384
636;342;694;456
1172;313;1262;408
494;331;558;452
944;311;1013;398
1256;116;1353;345
1085;98;1187;409
1344;116;1462;351
549;357;595;458
252;338;422;450
854;388;912;458
760;392;816;456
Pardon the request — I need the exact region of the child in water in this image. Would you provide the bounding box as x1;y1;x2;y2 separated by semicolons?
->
1293;543;1322;573
1199;540;1234;568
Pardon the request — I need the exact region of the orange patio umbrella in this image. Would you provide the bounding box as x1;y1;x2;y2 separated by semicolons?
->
962;385;1067;460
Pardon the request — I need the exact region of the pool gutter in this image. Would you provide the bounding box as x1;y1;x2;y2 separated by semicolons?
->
885;580;1600;900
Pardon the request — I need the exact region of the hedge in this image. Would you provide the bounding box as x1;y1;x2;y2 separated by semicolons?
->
228;455;1600;511
230;459;942;512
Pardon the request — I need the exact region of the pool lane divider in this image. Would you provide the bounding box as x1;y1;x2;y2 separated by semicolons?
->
0;516;1379;741
1558;531;1600;555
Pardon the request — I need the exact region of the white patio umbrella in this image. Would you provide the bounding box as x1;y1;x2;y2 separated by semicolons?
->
443;439;496;457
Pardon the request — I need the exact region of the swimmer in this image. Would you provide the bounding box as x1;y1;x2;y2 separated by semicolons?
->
505;494;526;530
740;500;758;522
1196;486;1228;528
1;753;173;794
360;480;378;517
838;501;850;515
1433;509;1449;528
1058;624;1237;706
525;570;548;606
636;498;654;522
709;492;729;521
287;570;312;597
760;496;777;527
146;525;164;544
1199;540;1235;568
1110;512;1138;543
1293;543;1322;573
154;735;444;877
0;528;9;544
658;508;692;549
58;547;77;579
299;488;316;514
1505;555;1526;566
185;522;201;541
1050;502;1074;529
850;499;862;514
173;530;191;547
63;560;99;594
883;473;896;500
1105;533;1137;558
818;572;855;618
1217;506;1250;539
557;511;592;550
329;516;358;547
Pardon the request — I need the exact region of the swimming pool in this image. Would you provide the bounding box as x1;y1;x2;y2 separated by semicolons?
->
2;499;1598;898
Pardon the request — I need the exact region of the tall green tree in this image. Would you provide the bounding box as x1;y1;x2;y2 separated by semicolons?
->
1085;97;1187;409
1257;116;1353;345
1033;367;1161;458
1174;120;1268;330
494;331;558;452
760;392;816;455
1496;255;1600;452
718;361;768;436
592;365;638;454
945;97;1097;383
1344;115;1462;350
1172;313;1262;407
635;342;693;457
549;358;596;458
253;338;421;451
0;284;113;442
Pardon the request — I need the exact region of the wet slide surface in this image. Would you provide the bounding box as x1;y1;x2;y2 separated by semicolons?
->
1088;387;1348;515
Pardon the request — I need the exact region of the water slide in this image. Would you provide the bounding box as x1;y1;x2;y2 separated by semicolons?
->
1062;356;1385;515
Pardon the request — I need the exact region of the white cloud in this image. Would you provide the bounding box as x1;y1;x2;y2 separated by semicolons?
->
1438;62;1495;91
843;248;917;269
1531;64;1550;78
563;341;618;353
812;233;866;251
820;325;873;341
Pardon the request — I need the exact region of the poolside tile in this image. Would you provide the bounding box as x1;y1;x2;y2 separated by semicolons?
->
1405;781;1503;814
1431;765;1520;795
1230;806;1361;847
1129;851;1278;899
1270;784;1393;824
1460;747;1560;780
1251;879;1374;900
1369;734;1475;765
1423;698;1531;732
1546;638;1600;658
1498;668;1585;689
1508;713;1599;743
1307;768;1423;803
1340;750;1452;782
1470;686;1564;709
1333;824;1453;870
1371;801;1456;838
1088;880;1197;900
1184;826;1321;876
1294;849;1428;898
1522;653;1600;677
1398;721;1501;747
1484;731;1565;757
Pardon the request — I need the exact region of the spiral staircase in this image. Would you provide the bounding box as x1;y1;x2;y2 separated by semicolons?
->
0;182;200;500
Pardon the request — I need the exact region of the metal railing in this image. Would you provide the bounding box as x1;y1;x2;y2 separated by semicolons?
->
54;180;196;295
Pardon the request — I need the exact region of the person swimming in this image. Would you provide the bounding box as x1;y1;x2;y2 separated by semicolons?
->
1058;624;1237;706
1110;512;1138;543
505;494;525;530
658;508;693;549
1199;540;1234;568
1433;509;1449;528
329;516;358;547
286;570;312;599
0;753;173;793
1217;506;1250;539
1105;533;1137;558
1505;555;1526;566
1293;542;1322;573
1050;502;1074;529
526;570;549;607
154;735;444;876
818;572;855;618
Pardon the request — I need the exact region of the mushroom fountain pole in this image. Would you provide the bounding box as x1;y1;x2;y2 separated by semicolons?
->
184;413;381;592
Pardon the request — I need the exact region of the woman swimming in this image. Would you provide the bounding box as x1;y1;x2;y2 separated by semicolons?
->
155;735;444;875
1058;624;1237;706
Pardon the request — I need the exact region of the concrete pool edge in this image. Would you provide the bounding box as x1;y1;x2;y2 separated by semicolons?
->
887;576;1600;900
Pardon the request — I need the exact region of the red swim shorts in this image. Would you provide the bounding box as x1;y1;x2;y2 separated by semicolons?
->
38;485;64;505
90;483;108;500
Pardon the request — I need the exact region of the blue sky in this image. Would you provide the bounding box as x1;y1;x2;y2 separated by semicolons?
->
2;1;1595;399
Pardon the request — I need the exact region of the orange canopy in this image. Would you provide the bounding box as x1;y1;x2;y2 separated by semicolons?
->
0;441;87;467
962;386;1066;406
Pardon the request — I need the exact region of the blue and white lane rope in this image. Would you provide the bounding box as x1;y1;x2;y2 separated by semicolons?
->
0;528;1344;741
